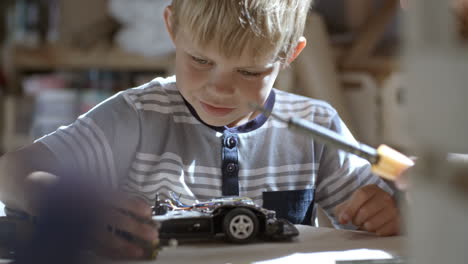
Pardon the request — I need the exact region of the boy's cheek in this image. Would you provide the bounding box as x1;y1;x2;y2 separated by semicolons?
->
180;64;209;87
238;82;268;104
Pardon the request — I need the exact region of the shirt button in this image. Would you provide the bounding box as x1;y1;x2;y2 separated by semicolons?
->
226;163;238;173
226;137;237;148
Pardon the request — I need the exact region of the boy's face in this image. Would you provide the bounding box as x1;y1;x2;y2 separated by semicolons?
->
173;31;282;127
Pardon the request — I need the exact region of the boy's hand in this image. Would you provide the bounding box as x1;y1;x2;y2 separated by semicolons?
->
94;194;159;259
334;184;400;236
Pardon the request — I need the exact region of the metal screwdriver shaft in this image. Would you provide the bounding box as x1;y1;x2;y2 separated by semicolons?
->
251;103;379;164
250;102;414;181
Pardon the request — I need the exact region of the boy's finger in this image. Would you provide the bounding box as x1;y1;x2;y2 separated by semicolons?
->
375;217;400;236
95;225;144;259
353;191;395;226
333;202;350;224
100;237;144;259
115;195;153;218
128;197;153;217
338;185;380;224
113;208;158;242
103;205;158;242
110;225;159;252
361;206;398;232
353;204;385;227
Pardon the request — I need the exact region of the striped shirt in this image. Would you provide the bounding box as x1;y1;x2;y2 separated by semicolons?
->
36;76;393;228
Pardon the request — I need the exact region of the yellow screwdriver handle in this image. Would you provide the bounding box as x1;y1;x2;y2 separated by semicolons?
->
371;144;415;181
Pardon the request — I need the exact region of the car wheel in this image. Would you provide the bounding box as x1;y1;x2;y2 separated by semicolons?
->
223;208;259;243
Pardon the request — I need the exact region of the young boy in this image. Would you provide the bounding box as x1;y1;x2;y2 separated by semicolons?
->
0;0;400;259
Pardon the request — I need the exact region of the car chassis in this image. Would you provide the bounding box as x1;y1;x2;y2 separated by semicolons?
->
153;193;299;244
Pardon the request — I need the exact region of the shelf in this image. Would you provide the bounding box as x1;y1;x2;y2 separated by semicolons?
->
340;56;399;78
7;44;175;71
2;44;176;95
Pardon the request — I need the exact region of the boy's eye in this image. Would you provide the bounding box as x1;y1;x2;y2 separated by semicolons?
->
238;70;262;77
191;56;210;65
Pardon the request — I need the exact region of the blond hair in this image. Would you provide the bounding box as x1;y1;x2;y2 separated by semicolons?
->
170;0;312;63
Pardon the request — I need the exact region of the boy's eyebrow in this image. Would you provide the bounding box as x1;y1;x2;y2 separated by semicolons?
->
237;59;279;70
237;64;275;71
186;49;276;70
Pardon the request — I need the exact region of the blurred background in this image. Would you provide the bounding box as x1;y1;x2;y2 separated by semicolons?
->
2;1;468;263
0;0;407;154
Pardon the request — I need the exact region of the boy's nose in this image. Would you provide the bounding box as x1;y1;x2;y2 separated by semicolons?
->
208;73;236;95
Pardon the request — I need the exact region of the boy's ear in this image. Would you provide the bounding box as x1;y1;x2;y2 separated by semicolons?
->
164;5;176;43
287;36;307;64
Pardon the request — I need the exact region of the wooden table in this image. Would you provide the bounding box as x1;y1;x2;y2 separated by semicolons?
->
101;226;405;264
0;202;405;264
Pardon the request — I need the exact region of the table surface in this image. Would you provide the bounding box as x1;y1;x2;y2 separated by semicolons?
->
99;225;405;264
0;202;404;264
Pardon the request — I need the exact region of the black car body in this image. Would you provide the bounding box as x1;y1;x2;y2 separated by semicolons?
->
153;195;299;244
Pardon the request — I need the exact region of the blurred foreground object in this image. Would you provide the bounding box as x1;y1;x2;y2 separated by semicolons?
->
10;175;104;264
0;216;34;259
0;172;161;262
404;0;468;263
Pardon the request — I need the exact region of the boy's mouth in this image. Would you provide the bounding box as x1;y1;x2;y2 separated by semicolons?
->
200;101;235;117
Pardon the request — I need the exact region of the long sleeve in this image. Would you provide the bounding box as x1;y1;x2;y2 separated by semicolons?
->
35;91;141;190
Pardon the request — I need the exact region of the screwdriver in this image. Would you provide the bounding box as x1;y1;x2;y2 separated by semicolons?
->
250;103;414;181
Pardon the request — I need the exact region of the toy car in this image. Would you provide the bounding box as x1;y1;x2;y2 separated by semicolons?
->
152;193;299;244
